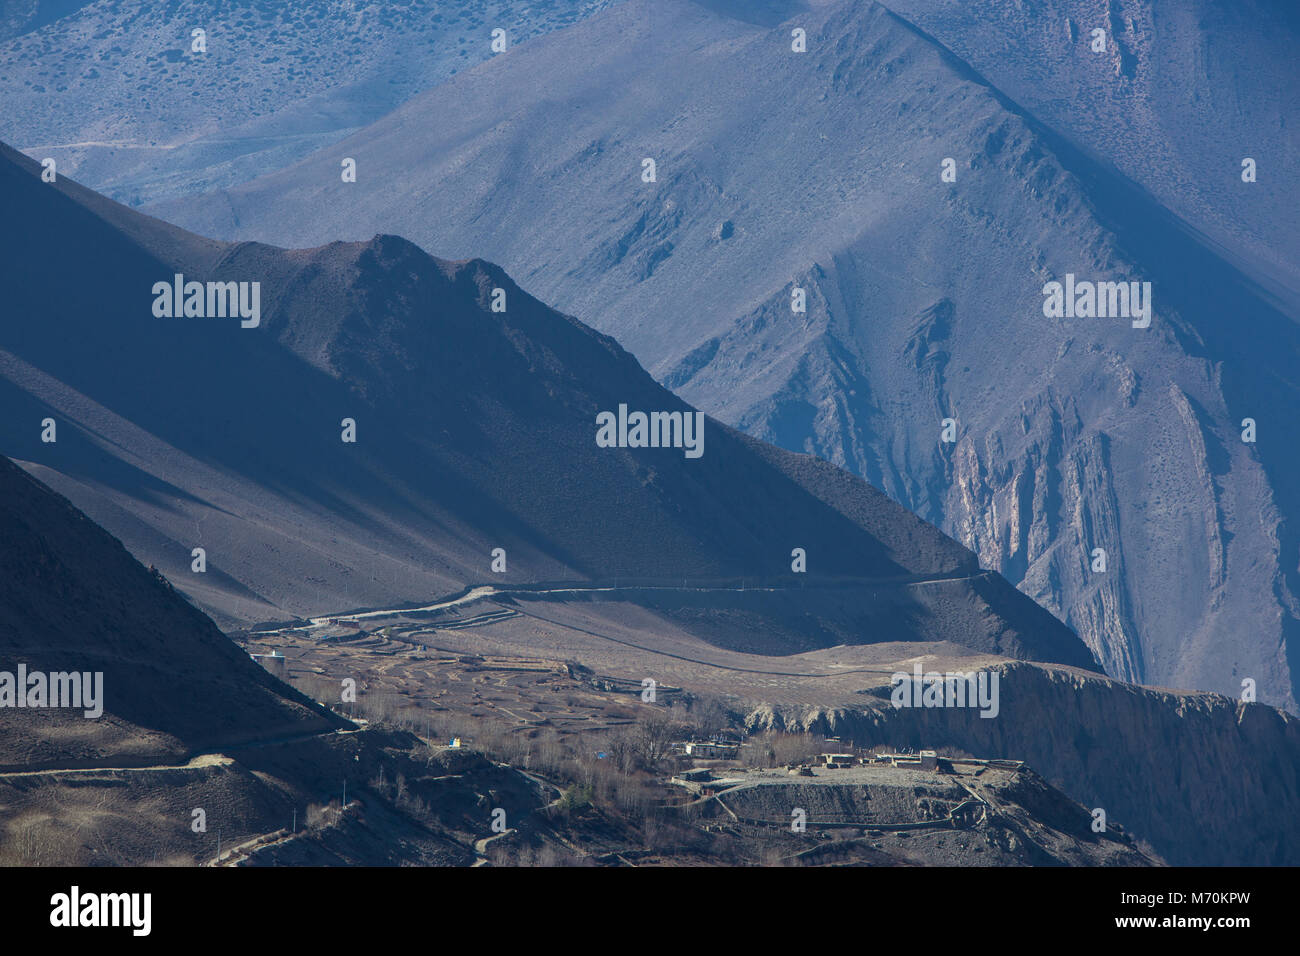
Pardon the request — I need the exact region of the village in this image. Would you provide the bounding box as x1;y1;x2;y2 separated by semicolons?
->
228;623;1155;865
659;733;1038;832
667;736;1023;790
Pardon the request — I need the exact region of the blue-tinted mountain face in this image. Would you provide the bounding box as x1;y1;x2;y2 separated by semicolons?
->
140;0;1300;711
3;0;1300;871
0;142;1097;672
0;0;620;205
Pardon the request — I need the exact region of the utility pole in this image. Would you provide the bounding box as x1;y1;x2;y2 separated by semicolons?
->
342;778;347;810
292;808;296;834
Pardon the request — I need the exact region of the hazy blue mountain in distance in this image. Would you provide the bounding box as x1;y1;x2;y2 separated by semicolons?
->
143;0;1300;711
0;0;620;205
0;0;97;42
880;0;1300;303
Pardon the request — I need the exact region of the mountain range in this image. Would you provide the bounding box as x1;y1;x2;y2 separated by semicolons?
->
1;134;1298;867
0;140;1095;676
2;0;1299;869
136;0;1300;710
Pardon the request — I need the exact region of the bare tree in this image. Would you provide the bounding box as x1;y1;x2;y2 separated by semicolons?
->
632;714;680;771
607;731;637;774
689;696;733;738
771;732;825;767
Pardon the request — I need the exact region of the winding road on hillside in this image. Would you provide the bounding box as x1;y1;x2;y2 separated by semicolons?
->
273;570;1002;682
299;569;997;629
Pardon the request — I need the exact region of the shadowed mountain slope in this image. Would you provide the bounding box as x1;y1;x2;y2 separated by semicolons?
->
0;454;343;772
147;0;1300;709
0;141;1096;672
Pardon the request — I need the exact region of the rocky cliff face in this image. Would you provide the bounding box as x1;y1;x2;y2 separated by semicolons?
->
676;224;1297;712
744;661;1300;865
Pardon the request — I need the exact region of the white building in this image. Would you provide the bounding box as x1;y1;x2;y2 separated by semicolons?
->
684;741;738;760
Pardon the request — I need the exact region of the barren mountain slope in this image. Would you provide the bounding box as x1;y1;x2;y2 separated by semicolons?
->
0;454;342;772
0;0;619;204
0;141;1095;673
147;0;1300;709
879;0;1300;301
